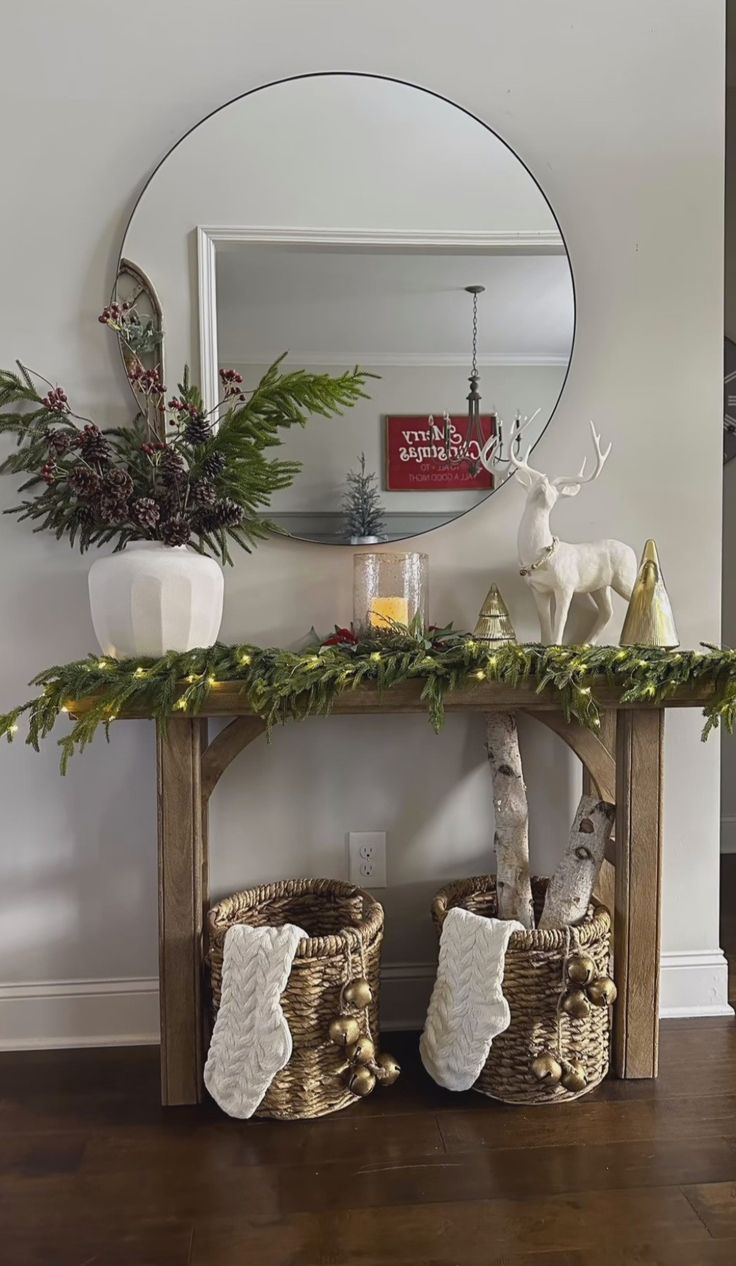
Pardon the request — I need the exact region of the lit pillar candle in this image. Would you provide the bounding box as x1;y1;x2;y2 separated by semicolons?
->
369;596;409;629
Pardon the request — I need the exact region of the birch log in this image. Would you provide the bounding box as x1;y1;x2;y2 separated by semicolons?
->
539;794;615;928
485;712;535;930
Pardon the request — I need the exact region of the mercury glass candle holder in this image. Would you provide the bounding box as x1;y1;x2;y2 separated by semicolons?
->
353;552;429;634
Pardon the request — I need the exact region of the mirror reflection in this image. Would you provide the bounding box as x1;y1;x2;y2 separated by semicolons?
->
214;240;573;541
120;73;575;544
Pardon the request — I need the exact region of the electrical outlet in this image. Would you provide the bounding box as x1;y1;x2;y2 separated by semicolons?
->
348;832;387;888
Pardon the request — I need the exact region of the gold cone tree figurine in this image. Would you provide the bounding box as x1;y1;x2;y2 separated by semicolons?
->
619;539;679;648
473;584;517;643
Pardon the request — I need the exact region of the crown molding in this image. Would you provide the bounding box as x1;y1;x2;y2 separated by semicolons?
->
218;351;570;368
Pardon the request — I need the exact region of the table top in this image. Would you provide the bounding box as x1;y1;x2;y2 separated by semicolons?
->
68;676;717;719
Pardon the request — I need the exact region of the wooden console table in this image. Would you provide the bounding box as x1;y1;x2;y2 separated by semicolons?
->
82;679;713;1106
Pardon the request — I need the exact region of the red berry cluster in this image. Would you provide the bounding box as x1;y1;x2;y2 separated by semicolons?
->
41;387;69;414
219;368;246;400
167;396;199;417
140;441;167;457
41;461;57;484
98;302;131;326
128;363;165;396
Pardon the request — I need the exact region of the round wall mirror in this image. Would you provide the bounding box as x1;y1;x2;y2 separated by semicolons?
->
121;73;575;544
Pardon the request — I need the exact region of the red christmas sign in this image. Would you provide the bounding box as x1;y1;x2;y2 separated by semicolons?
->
384;414;496;491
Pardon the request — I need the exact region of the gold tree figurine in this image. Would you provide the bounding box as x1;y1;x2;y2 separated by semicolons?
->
473;584;517;643
619;539;679;648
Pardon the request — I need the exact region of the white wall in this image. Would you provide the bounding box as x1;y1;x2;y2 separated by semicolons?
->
722;74;736;853
0;0;728;1046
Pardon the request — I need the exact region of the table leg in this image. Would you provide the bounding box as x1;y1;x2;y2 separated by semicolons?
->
156;717;207;1106
613;708;664;1078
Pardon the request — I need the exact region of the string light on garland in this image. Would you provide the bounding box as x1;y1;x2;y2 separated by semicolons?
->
2;636;736;771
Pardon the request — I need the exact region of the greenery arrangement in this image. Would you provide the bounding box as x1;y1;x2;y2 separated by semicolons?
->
342;451;386;540
1;631;733;773
0;306;370;563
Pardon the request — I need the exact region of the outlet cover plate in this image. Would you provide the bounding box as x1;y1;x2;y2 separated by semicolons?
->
348;831;387;888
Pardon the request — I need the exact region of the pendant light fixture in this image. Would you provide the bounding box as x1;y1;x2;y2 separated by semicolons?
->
437;285;487;475
430;284;540;477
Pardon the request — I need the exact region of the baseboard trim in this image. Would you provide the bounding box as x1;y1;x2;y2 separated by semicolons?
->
658;950;733;1018
0;950;731;1050
0;976;160;1050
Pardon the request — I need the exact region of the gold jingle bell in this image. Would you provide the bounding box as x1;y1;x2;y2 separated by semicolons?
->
348;1065;376;1097
343;978;373;1010
375;1051;401;1086
562;988;591;1020
347;1036;376;1066
561;1063;587;1093
587;976;618;1007
530;1052;563;1084
566;953;596;987
328;1016;361;1047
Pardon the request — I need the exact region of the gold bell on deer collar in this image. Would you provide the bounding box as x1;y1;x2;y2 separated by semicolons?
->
375;1051;401;1086
472;584;517;643
342;977;373;1009
328;1016;361;1047
620;539;679;648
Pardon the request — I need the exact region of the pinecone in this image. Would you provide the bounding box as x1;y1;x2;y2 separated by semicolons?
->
98;492;127;525
159;515;191;547
131;497;160;531
200;449;226;481
182;411;211;447
189;479;216;508
68;465;101;498
159;447;187;486
79;424;111;464
199;498;243;531
103;467;134;499
47;430;73;457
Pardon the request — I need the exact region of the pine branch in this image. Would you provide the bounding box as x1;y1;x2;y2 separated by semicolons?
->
0;350;375;564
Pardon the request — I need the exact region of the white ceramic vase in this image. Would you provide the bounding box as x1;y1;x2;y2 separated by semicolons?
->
88;541;224;658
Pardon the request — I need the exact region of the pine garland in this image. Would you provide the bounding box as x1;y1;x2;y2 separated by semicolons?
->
1;634;734;773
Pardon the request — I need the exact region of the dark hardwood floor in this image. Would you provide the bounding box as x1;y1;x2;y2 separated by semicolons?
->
1;1019;735;1265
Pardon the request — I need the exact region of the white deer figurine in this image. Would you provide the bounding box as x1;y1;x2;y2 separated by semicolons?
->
489;421;636;645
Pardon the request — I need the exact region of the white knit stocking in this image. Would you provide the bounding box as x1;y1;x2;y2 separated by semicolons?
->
420;907;523;1091
204;922;306;1118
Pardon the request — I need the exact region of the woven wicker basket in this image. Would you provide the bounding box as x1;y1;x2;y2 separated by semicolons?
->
207;878;383;1120
431;875;612;1104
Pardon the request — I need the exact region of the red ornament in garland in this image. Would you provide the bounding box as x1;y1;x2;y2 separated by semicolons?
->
322;627;359;647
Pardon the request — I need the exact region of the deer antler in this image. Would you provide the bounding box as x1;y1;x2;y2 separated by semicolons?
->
552;421;611;491
479;409;541;475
